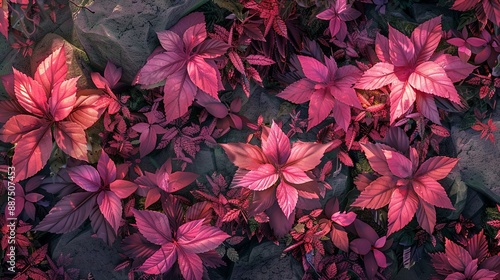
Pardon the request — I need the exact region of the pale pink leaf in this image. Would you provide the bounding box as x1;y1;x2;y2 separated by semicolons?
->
34;47;68;94
262;122;291;165
196;39;229;59
163;70;197;122
412;16;442;64
351;175;395;209
67;165;101;192
416;197;436;234
412;176;454;209
67;95;100;129
220;143;268;170
177;250;203;280
97;191;122;233
330;85;362;109
188;56;219;97
387;186;419;235
239;164;278;191
308;88;335;129
140;243;177;275
316;8;335;20
49;77;78;121
12;125;52;182
53;121;88;161
165;171;198;192
298;55;329;83
277;79;316;104
408;61;460;103
34;192;96;233
432;54;476;83
13;69;48;117
177;219;230;253
331;211;356;226
445;238;472;271
388;25;415;67
390;81;416;123
109;180;137;199
287;141;330;171
183;23;207;52
355;62;397;90
135;52;186;86
360;143;395;176
145;188;161;208
157;30;183;52
132;209;172;245
138;128;156;158
382;150;412;178
0;114;44;143
282;166;312;184
375;33;391;62
276;180;299;219
415;156;458;180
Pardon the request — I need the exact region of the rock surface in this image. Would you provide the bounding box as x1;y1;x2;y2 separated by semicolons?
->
74;0;205;84
450;110;500;204
229;241;303;280
51;227;128;280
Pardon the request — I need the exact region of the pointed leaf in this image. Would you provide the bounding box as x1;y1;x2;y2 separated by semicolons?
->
331;211;356;227
445;238;472;271
97;191;122;233
49;77;78;121
390;81;416;123
157;30;183;52
67;95;100;129
14;69;48;117
330;225;349;252
387;186;419;235
277;79;316;104
238;164;278;191
164;70;197;122
282;166;312;184
415;156;458;180
34;47;68;94
97;151;116;187
331;100;352;132
308;88;335;129
53;121;88;161
136;52;186;86
352;175;395;209
287;141;330;171
412;176;454;209
409;61;460;103
432;54;476;83
132;209;172;245
164;171;198;193
388;25;415;67
177;219;230;253
110;180;138;199
375;33;391;62
382;150;412;178
416;197;436;234
177;249;203;280
140;243;177;275
416;92;440;124
34;192;96;233
355;62;397;90
67;165;101;192
276;180;298;219
262;122;291;165
196;39;229;59
187;56;219;97
298;55;329;83
360;143;395;176
183;23;207;51
350;238;372;255
220;143;267;170
0;114;44;143
412;16;442;63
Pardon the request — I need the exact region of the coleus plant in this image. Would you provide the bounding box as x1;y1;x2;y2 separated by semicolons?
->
352;127;458;235
34;151;138;245
316;0;361;42
131;209;230;279
0;46;101;181
134;12;229;122
277;55;363;131
355;16;476;124
221;121;330;236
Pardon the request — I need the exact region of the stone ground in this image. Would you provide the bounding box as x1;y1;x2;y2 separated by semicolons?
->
1;0;500;279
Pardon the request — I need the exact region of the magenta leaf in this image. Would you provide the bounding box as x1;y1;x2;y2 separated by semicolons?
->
34;46;68;94
67;165;101;192
97;191;122;234
140;243;177;275
132;209;172;245
276;180;299;219
177;219;230;253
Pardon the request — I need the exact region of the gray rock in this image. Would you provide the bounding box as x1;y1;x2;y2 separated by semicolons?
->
229;241;303;280
31;33;92;90
450;111;500;204
51;227;128;280
74;0;206;84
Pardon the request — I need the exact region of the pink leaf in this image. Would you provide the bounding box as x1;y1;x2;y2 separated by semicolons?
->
298;55;329;83
53;121;88;161
350;238;372;255
466;230;488;260
177;250;203;280
138;128;156;158
411;16;442;64
109;180;137;199
375;33;391;62
0;99;25;123
416;92;440;124
330;225;349;252
445;238;472;271
13;69;48;117
331;100;352;132
34;192;96;233
132;209;172;245
135;52;186;86
373;249;388;268
331;211;356;226
287;141;330;171
390;81;416;123
196;39;229;59
330;85;362;109
140;243;177;275
163;70;197;123
34;46;68;94
97;151;116;187
382;150;413;178
12;125;52;182
432;54;476;83
483;0;500;26
351;175;395;209
387;186;419;235
308;88;335;129
354;219;380;244
262;122;291;165
177;219;230;253
157;30;183;52
355;62;397;90
451;0;479;11
145;188;161;208
187;56;219;98
0;8;8;40
282;166;312;184
415;156;458;180
104;61;122;88
67;95;100;129
229;51;245;74
276;180;298;219
238;164;278;191
0;114;44;143
183;23;207;52
220;143;268;170
416;197;436;234
388;25;415;67
97;191;122;233
67;165;101;192
360;143;395;176
412;176;454;209
245;55;275;66
277;79;316;104
49;77;78;121
165;171;198;193
408;61;460;103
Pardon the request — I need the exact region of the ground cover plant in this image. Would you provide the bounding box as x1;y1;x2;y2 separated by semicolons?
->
0;0;500;279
